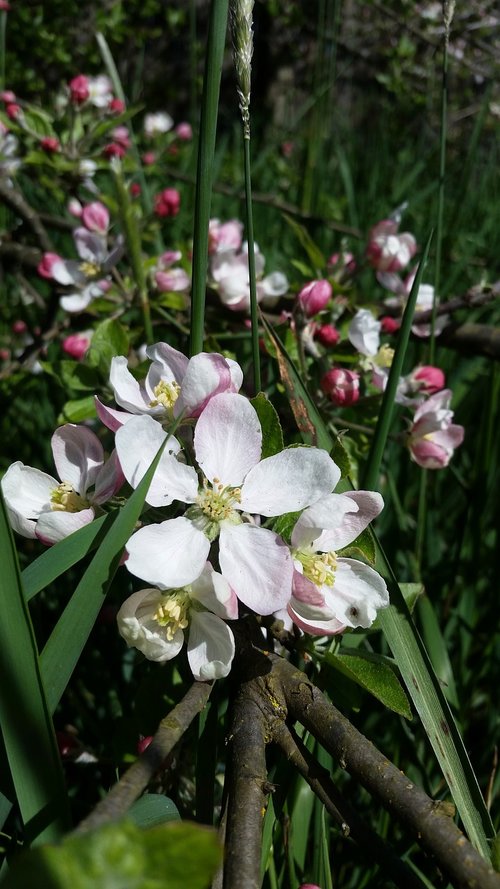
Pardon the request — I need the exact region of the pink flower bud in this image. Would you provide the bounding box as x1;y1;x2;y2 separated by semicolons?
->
142;151;156;166
108;97;125;114
321;368;360;406
297;279;332;317
298;885;322;889
0;348;11;360
154;187;181;218
155;268;190;292
112;125;131;149
281;141;294;157
68;198;83;217
38;252;64;280
6;102;21;120
314;323;340;347
82;201;109;234
62;331;92;360
69;75;89;105
130;183;141;197
411;365;445;395
0;2;11;12
40;136;60;153
12;319;27;334
175;121;193;140
137;735;153;755
103;142;126;159
380;316;400;334
0;90;16;103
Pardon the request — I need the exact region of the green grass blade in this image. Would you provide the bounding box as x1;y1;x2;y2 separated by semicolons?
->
39;435;171;714
189;0;229;356
264;318;495;858
0;488;70;844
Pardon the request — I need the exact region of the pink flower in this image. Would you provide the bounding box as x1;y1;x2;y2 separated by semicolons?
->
408;390;464;469
154;188;181;218
109;98;125;114
103;142;126;159
69;75;90;105
68;198;83;218
12;319;27;334
297;280;332;317
366;219;417;272
209;219;243;254
111;126;131;149
380;316;400;334
40;136;60;153
62;331;93;360
142;151;156;166
321;368;360;406
0;90;16;102
155;268;190;293
408;365;445;395
175;122;192;141
82;201;110;235
314;323;340;347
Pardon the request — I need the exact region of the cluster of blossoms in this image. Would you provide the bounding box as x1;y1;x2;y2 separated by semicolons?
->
1;342;390;681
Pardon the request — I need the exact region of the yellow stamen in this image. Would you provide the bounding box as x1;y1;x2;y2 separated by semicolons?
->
296;549;337;587
78;260;101;278
153;592;190;641
149;380;181;410
196;478;241;523
50;482;88;513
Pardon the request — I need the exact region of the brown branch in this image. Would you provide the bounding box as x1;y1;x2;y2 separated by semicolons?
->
412;282;500;324
72;680;213;836
0;241;42;269
0;180;54;252
271;720;427;889
439;323;500;361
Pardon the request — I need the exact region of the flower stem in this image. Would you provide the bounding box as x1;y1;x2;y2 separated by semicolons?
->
113;165;153;344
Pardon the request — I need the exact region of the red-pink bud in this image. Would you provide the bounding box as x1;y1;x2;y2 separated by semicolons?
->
137;735;153;755
82;201;109;234
62;332;92;360
108;97;125;114
321;368;360;406
0;348;11;360
297;279;332;317
411;365;445;395
0;2;11;12
314;323;340;347
69;75;89;105
154;187;181;218
175;122;192;141
142;151;156;166
40;136;60;153
380;316;400;334
281;141;294;158
0;90;16;102
130;182;141;197
103;142;126;159
37;252;63;280
6;102;21;120
12;319;27;334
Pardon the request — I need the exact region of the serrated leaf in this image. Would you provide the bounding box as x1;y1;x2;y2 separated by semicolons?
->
128;794;180;828
326;651;412;719
86;319;129;377
250;393;284;458
58;396;97;423
340;526;376;565
2;820;221;889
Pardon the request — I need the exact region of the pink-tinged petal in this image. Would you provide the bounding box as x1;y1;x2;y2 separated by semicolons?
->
36;508;95;544
115;415;197;506
110;355;156;414
431;425;464;450
60;291;94;313
145;342;189;383
413;389;452;423
117;588;184;663
292;491;384;552
287;600;346;636
292;568;326;606
125;518;210;589
74;228;107;263
227;358;243;392
95;397;132;432
326;559;389;628
51;424;104;495
219;523;293;614
188;611;235;680
190;564;239;620
1;462;57;520
240;448;340;517
176;353;233;418
409;439;449;469
93;450;125;504
194;393;262;487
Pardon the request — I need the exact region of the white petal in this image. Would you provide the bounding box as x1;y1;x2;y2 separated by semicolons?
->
115;415;197;506
1;462;57;519
94;397;131;432
125;518;210;589
176;353;233;418
74;228;107;263
219;524;293;614
117;588;184;663
194;393;262;486
291;491;383;551
51;425;103;495
287;600;346;636
145;342;188;383
227;358;243;393
187;612;235;680
190;564;238;620
36;508;95;544
240;447;340;517
93;451;125;504
110;356;156;414
325;559;389;628
60;291;93;313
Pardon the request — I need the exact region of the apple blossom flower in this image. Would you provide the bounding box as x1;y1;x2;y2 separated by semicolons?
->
366;219;417;272
95;342;243;431
287;491;389;634
321;368;360;406
407;389;464;469
210;243;288;311
1;424;124;543
116;393;341;614
111;126;131;150
209;219;244;254
175;122;193;141
144;112;174;138
69;75;90;105
155;267;190;293
103;142;126;159
297;280;332;317
117;563;237;680
377;269;448;337
348;309;381;356
154;188;181;218
38;228;123;312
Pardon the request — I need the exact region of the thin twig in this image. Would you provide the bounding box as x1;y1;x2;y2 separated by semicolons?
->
0;180;53;252
73;680;213;835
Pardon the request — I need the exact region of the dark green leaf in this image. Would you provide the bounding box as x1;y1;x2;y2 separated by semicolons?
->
128;794;180;829
58;396;97;423
250;393;284;458
326;651;412;719
87;319;130;377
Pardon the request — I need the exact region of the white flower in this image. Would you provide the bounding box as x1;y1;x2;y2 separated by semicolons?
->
287;491;389;634
1;425;123;543
348;309;381;357
117;563;237;680
144;112;174;138
96;343;243;432
116;393;340;614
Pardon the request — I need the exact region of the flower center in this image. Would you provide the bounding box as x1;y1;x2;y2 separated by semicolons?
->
375;344;395;367
50;482;88;512
196;478;241;523
296;548;338;587
153;591;190;641
149;380;181;411
79;260;101;278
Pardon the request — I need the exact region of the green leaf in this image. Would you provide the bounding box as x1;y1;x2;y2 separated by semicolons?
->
271;510;302;543
21;106;56;138
250;393;284;458
330;435;351;478
283;213;326;272
326;651;412;719
58;396;97;424
86;319;130;377
0;488;70;844
128;794;180;829
290;258;315;278
340;526;376;565
41;361;100;394
2;820;221;889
